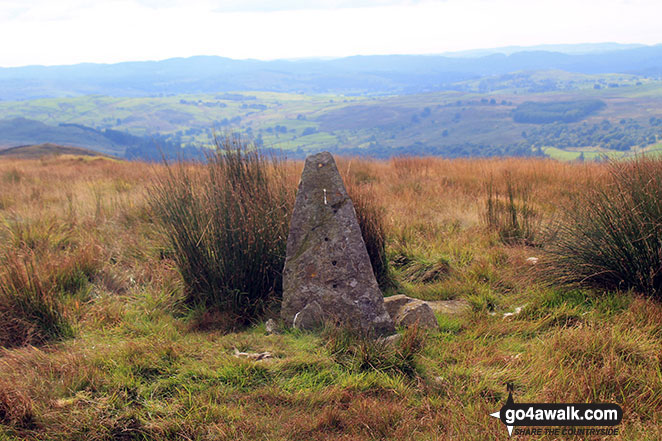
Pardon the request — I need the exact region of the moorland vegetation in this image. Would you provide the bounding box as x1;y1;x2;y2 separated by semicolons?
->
0;145;661;440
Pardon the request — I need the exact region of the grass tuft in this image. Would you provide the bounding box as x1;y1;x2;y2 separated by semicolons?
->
485;171;540;246
324;325;425;378
149;134;294;326
544;157;662;297
2;216;74;253
0;251;73;348
0;379;35;428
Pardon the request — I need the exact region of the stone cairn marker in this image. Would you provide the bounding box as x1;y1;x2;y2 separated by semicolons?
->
281;152;395;336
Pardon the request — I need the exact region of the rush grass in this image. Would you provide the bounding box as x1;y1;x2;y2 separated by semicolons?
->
149;135;295;324
0;155;660;440
544;157;662;297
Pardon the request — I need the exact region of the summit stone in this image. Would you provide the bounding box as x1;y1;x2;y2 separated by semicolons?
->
281;152;395;335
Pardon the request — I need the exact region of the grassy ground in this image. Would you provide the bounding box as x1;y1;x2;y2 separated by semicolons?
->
0;156;660;440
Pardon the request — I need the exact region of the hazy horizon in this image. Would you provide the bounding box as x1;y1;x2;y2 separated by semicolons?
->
0;42;659;70
1;0;661;67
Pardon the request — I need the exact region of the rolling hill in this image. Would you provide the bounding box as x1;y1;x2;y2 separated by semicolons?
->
0;143;119;159
0;118;124;156
2;79;662;160
1;43;661;160
0;117;203;160
1;45;661;100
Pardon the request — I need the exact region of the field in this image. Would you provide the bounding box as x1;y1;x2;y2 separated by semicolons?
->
0;153;661;440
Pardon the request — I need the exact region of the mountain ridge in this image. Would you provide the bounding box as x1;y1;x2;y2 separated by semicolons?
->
1;44;661;100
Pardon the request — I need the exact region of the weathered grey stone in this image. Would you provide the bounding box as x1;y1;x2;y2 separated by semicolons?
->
398;302;438;328
383;295;412;319
292;300;324;330
384;294;439;329
281;152;394;336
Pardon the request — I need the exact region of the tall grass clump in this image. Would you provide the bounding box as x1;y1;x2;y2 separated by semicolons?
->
545;157;662;297
485;172;540;246
149;135;294;325
0;379;34;428
0;251;73;348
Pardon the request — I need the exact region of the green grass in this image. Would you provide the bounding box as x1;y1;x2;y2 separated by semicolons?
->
543;146;631;161
3;282;659;440
643;142;662;157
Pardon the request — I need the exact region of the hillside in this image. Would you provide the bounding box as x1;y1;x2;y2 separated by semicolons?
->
1;77;662;159
0;118;124;156
0;118;203;160
0;143;118;160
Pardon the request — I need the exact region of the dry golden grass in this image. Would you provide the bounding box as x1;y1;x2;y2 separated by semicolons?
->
0;154;660;440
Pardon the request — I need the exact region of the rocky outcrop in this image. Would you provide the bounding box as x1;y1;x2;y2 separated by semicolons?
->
384;295;439;329
281;152;394;336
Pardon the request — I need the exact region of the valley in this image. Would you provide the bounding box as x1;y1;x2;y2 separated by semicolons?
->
1;72;662;160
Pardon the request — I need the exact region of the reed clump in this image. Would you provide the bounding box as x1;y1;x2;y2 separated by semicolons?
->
149;135;294;325
544;157;662;297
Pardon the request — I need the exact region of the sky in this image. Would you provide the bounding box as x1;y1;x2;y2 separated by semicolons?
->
0;0;661;67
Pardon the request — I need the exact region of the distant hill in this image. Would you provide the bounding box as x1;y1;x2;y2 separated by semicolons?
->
0;118;204;161
0;143;118;159
442;43;646;57
1;44;661;99
0;118;124;156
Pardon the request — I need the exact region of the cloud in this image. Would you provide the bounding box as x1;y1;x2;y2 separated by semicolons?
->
1;0;112;22
208;0;429;12
0;0;433;18
132;0;202;8
0;0;660;66
129;0;433;12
